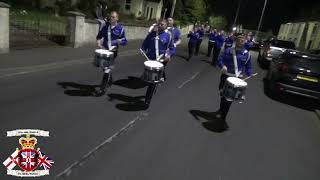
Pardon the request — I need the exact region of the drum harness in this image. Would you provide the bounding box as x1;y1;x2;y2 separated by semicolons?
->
104;23;124;74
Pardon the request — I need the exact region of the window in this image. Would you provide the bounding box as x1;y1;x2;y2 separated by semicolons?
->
290;25;294;34
125;0;131;10
149;8;153;19
312;24;318;35
296;24;300;34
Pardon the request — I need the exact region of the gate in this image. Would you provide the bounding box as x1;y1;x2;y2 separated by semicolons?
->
10;12;68;50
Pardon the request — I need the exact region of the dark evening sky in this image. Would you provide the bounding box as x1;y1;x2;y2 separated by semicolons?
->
210;0;319;33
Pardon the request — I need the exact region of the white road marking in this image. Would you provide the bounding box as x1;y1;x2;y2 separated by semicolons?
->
178;72;200;89
55;112;148;179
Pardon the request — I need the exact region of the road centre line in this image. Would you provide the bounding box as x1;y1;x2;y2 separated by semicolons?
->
55;112;148;179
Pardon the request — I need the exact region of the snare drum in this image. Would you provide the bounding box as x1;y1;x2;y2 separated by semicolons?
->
94;49;114;68
143;61;164;83
222;77;247;101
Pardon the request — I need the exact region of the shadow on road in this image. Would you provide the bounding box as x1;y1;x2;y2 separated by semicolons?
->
189;110;228;133
175;54;189;61
113;76;147;89
263;79;320;111
200;59;213;65
57;82;98;96
108;93;148;111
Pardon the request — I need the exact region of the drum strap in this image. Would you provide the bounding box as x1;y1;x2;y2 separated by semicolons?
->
232;48;241;77
107;24;112;50
155;31;160;61
169;27;174;43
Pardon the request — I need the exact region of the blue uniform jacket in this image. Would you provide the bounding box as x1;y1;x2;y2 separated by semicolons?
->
197;29;205;40
215;35;225;49
244;39;254;50
218;47;253;76
96;23;127;49
224;36;234;47
141;31;176;60
208;32;217;42
168;27;181;44
187;31;200;47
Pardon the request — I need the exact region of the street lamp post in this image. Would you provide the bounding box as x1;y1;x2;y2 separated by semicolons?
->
233;0;241;29
170;0;177;17
256;0;268;38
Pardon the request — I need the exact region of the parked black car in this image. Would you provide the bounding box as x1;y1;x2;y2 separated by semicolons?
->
258;39;296;68
265;50;320;101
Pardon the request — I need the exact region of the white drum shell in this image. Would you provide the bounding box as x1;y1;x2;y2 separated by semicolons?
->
94;49;115;68
222;77;247;101
143;61;164;83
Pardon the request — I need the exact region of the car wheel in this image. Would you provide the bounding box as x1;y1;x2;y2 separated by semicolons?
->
264;72;279;98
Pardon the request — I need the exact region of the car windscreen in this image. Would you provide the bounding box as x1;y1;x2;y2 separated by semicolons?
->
271;40;296;49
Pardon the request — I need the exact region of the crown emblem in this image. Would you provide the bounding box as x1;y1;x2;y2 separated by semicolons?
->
19;134;37;149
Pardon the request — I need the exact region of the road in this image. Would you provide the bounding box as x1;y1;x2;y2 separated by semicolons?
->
1;42;320;180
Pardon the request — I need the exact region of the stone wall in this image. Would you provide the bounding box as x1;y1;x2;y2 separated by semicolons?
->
0;2;10;54
74;18;193;47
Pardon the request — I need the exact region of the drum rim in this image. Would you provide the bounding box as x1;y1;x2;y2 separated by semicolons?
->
95;49;114;56
226;77;247;87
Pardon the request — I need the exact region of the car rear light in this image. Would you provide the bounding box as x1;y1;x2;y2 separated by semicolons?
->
278;62;289;72
267;49;272;57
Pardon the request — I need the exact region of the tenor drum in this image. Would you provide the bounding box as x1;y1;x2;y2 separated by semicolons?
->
222;77;247;101
143;61;164;83
94;49;114;68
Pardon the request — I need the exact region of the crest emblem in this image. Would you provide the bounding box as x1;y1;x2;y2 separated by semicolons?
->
3;129;54;177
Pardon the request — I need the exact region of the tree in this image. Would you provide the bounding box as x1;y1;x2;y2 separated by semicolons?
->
183;0;206;23
208;16;228;29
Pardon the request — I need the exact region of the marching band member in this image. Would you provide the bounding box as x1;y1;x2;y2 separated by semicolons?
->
167;17;182;47
94;11;127;96
207;28;217;57
214;34;253;130
212;30;225;66
187;27;200;61
244;32;254;50
141;19;176;107
195;25;205;56
224;32;235;49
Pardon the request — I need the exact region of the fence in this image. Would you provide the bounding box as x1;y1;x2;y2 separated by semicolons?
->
9;11;68;49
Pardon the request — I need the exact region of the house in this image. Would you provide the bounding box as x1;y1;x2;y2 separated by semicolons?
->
118;0;163;20
278;21;320;50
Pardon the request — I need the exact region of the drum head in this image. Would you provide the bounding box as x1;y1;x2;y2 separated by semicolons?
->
227;77;247;87
144;61;164;68
95;49;114;56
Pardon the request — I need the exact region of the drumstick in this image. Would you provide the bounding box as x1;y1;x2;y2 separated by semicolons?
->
243;73;258;81
140;49;164;62
140;49;150;61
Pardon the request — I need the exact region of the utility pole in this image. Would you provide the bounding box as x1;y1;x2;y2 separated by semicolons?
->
233;0;241;28
256;0;268;38
163;8;168;19
170;0;177;17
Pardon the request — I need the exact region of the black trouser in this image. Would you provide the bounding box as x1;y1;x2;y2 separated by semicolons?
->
212;47;221;65
207;41;215;57
218;74;232;120
145;61;167;104
99;50;118;91
195;39;203;55
188;42;196;60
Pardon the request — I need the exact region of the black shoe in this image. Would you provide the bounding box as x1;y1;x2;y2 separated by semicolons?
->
94;89;105;97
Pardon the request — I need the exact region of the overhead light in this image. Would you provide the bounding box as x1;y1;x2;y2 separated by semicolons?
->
302;55;308;58
232;27;237;31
